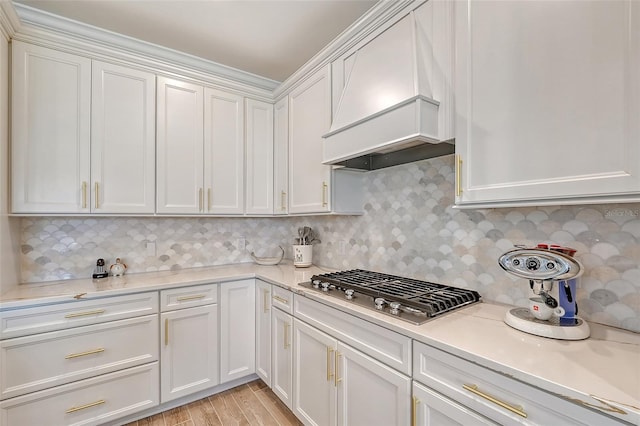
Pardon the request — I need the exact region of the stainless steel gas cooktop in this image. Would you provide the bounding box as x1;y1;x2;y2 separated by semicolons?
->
300;269;481;325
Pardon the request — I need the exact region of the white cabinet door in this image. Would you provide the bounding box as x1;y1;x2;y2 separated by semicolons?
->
273;96;289;215
455;0;640;207
220;279;256;383
204;87;244;214
413;381;496;426
11;41;91;213
289;66;332;213
272;308;293;409
245;99;274;214
160;304;219;403
336;341;411;426
255;280;271;386
91;61;156;213
293;318;337;426
156;76;204;213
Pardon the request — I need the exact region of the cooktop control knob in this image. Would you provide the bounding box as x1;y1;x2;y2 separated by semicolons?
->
312;280;320;289
389;302;401;315
321;282;330;292
374;298;385;310
345;289;354;300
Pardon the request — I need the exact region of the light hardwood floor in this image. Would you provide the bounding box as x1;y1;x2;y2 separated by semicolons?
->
123;380;302;426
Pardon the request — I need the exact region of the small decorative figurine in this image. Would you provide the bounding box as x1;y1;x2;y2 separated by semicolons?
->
109;258;127;277
92;258;109;279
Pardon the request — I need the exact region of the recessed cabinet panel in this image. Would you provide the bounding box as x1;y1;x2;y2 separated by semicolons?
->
204;88;245;214
455;0;640;206
289;66;332;214
91;61;156;213
273;97;289;215
156;76;204;213
11;41;91;213
220;279;256;383
245;99;274;215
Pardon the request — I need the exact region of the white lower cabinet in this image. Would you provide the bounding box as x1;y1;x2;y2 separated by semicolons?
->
272;307;293;409
255;280;272;386
160;304;218;403
293;318;410;426
412;381;495;426
0;363;158;426
220;279;256;383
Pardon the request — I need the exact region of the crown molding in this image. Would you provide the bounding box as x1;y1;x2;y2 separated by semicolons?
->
12;3;279;98
273;0;423;99
0;1;20;40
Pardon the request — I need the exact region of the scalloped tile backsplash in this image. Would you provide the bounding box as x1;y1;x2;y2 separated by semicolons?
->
20;156;640;332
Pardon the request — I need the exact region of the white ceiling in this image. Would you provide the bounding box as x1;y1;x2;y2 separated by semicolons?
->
13;0;378;82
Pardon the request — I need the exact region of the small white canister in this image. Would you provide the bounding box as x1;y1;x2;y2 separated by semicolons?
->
293;245;313;267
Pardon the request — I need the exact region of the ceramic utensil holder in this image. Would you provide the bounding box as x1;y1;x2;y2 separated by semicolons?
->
293;244;313;267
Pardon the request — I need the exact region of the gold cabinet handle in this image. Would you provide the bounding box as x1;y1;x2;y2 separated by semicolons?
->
322;182;328;207
273;295;289;305
65;399;105;414
176;294;206;302
463;384;527;418
94;182;99;209
334;350;342;386
280;191;286;211
284;323;290;349
326;347;334;381
455;154;463;197
198;188;203;212
165;318;169;346
65;348;105;359
207;188;212;212
81;181;87;209
65;309;105;319
263;289;269;313
412;396;419;426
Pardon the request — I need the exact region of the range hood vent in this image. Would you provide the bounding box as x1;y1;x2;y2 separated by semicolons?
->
322;1;454;170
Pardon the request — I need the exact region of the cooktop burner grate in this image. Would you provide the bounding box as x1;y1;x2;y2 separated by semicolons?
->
310;269;481;318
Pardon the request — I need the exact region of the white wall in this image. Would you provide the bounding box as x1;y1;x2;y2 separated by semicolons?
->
0;29;21;293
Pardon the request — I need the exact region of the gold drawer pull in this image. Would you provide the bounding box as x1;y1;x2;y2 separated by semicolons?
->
334;351;342;386
322;182;328;207
326;347;334;381
65;399;105;414
81;182;87;209
412;396;419;426
165;318;169;346
455;154;463;197
273;295;289;304
65;309;105;319
177;294;206;302
65;348;105;359
263;289;269;313
463;384;527;418
284;323;290;349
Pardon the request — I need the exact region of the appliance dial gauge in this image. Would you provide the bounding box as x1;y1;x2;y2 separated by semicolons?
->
389;302;401;315
321;282;330;292
374;298;385;310
312;280;321;289
345;289;355;300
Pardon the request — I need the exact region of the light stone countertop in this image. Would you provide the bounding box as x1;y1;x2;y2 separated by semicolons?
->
1;262;639;424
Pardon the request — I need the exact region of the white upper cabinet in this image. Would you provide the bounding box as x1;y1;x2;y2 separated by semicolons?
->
289;66;333;214
273;97;289;215
245;99;274;215
91;61;156;214
204;88;245;214
157;77;247;215
156;76;204;214
455;0;640;207
11;41;91;213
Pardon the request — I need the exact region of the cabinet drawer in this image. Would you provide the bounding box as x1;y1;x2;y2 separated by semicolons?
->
272;286;293;314
0;362;158;426
294;295;411;375
1;314;158;400
0;292;158;339
413;341;624;426
160;283;218;311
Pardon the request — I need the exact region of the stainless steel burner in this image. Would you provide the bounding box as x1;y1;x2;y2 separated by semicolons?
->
300;269;481;325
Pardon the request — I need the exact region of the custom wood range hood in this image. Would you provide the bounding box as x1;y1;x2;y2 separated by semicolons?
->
322;1;455;171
